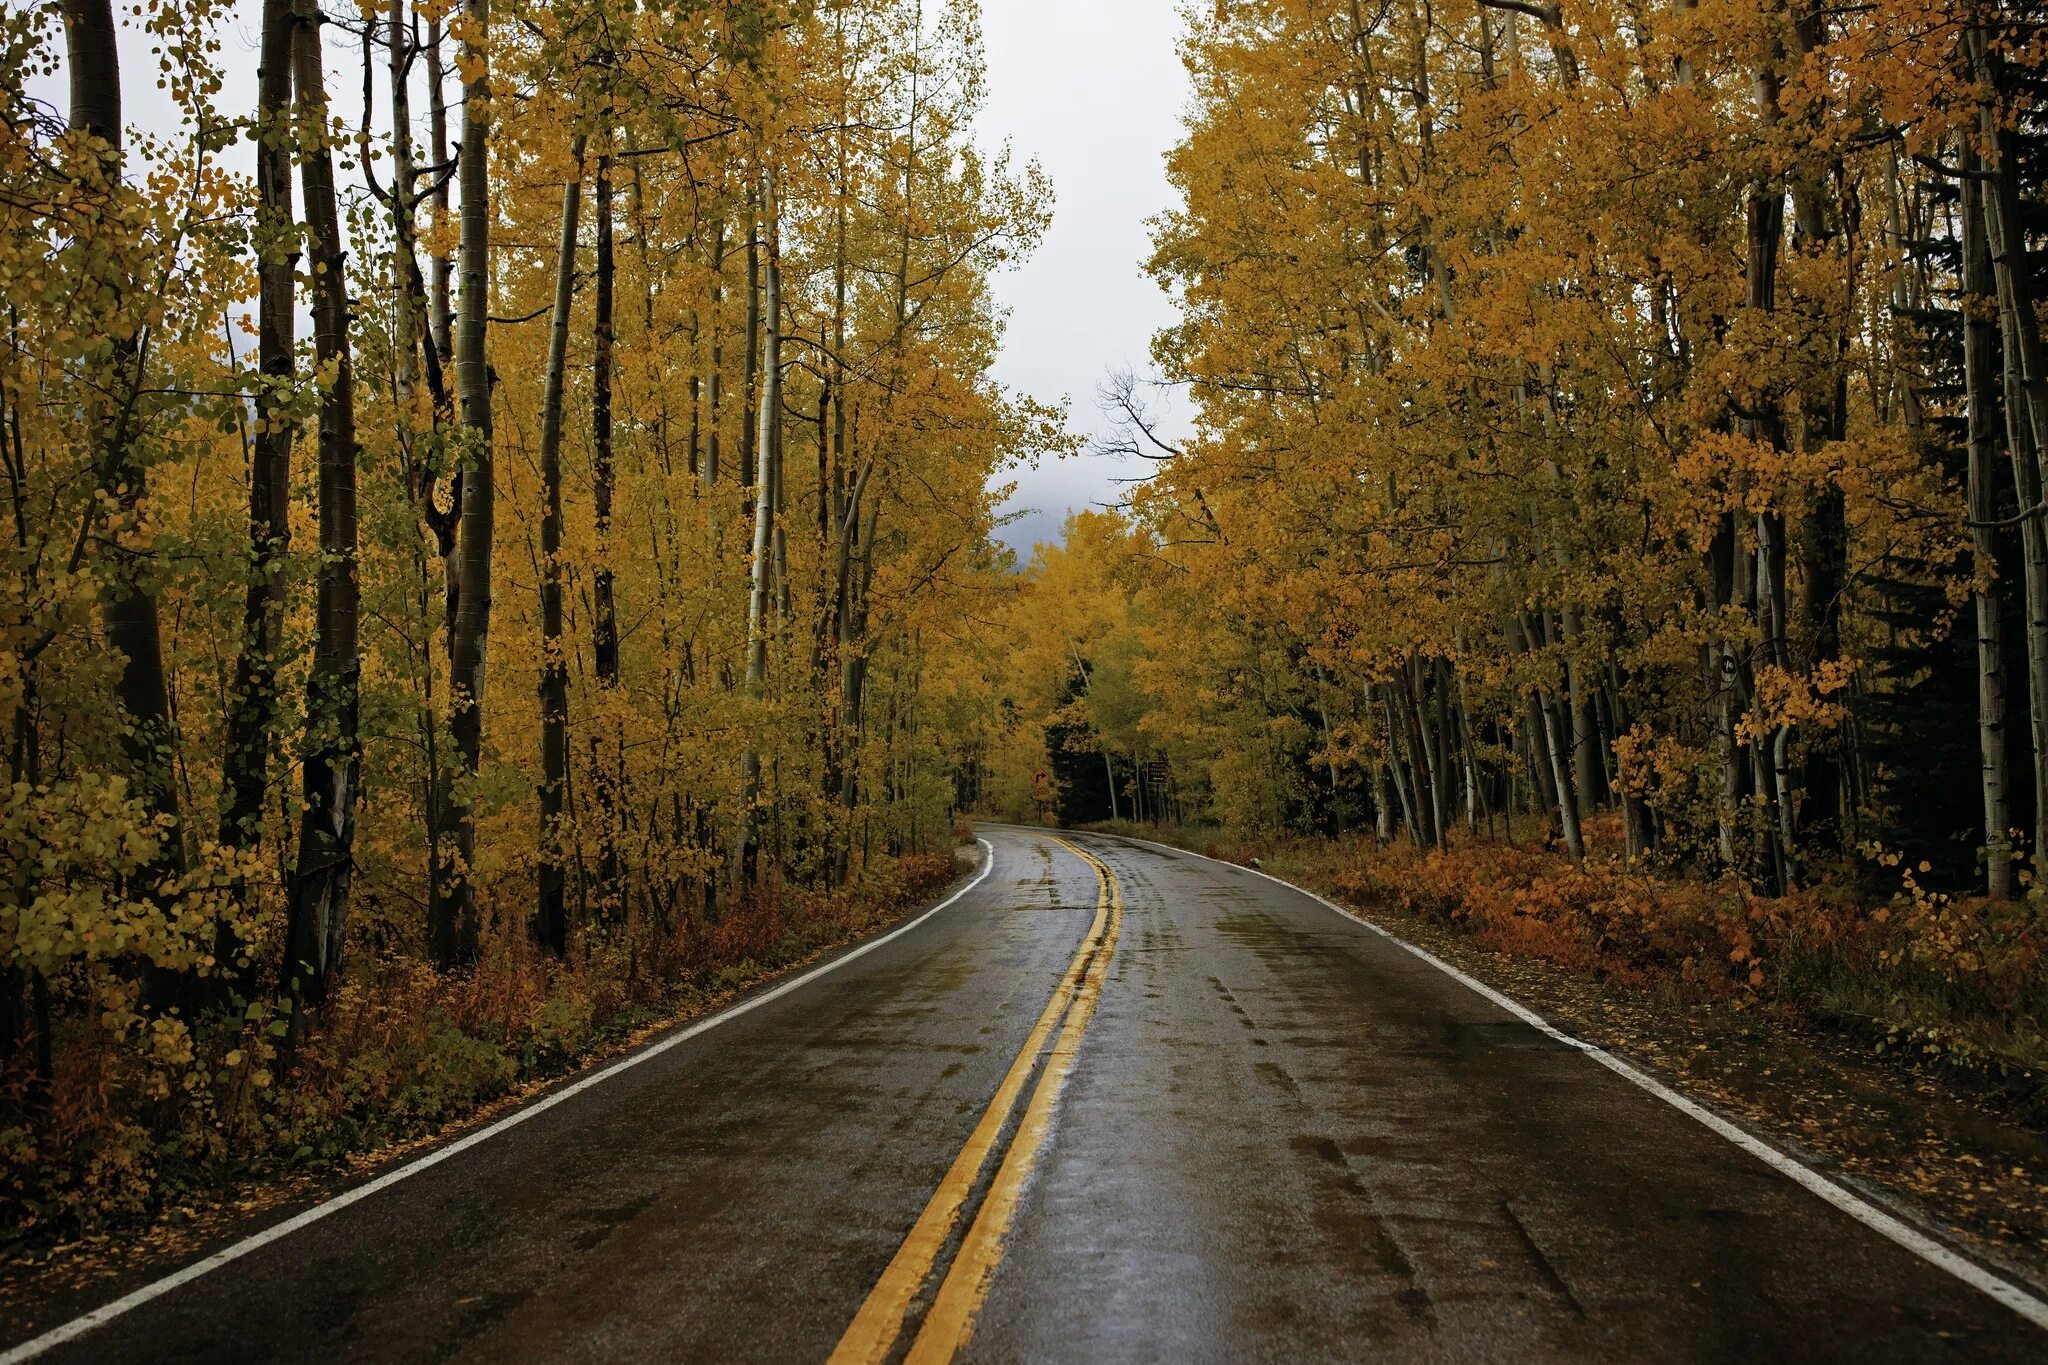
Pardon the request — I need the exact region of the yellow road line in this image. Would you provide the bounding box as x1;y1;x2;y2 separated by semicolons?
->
828;839;1112;1365
903;841;1123;1365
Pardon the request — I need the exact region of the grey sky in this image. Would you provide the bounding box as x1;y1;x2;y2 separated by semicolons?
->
975;0;1190;560
35;1;1190;561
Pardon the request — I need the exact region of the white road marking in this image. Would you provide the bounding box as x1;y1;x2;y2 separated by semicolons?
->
0;840;999;1364
1093;829;2048;1333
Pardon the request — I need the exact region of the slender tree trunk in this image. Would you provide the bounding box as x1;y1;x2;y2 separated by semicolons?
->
1708;521;1743;866
1536;685;1583;862
740;181;762;506
591;151;618;686
1561;613;1601;821
739;164;781;879
830;26;850;539
1972;28;2048;471
1758;509;1797;884
1736;50;1791;891
1373;758;1396;843
1526;627;1573;854
381;0;454;436
220;0;296;858
535;136;585;956
770;300;790;628
1379;687;1422;844
377;0;464;952
1998;264;2048;879
66;0;176;813
591;146;621;908
1884;145;1927;439
824;457;870;847
1606;650;1654;863
1515;692;1545;826
839;494;880;876
1454;664;1490;835
1529;613;1584;861
426;16;452;355
1973;25;2048;870
1964;145;2015;898
432;0;493;966
706;224;724;486
1790;0;1849;846
7;590;42;1085
1506;612;1572;857
687;313;703;484
1404;657;1444;846
284;0;362;1012
65;0;192;1008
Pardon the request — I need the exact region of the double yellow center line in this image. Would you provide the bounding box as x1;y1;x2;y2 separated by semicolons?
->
830;838;1123;1365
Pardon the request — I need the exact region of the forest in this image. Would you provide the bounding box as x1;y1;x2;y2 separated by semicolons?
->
3;0;1052;1236
983;0;2048;1089
8;0;2048;1268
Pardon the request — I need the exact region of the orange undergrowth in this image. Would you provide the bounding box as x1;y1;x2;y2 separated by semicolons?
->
1322;831;1846;997
2;852;957;1250
1110;818;2048;1092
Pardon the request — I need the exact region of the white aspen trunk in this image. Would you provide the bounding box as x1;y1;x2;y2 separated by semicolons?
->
1963;146;2015;898
738;163;781;878
64;0;189;890
425;16;452;354
1561;612;1600;823
432;0;492;966
535;136;586;952
1973;28;2048;872
1379;687;1421;844
220;0;296;853
1537;687;1584;864
285;0;363;1012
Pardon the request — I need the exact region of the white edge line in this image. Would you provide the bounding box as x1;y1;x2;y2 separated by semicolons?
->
1;839;999;1364
1092;829;2048;1334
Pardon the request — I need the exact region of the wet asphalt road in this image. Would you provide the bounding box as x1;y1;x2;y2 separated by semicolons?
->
8;825;2047;1362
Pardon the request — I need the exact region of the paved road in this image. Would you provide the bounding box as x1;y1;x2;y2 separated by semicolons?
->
8;826;2046;1362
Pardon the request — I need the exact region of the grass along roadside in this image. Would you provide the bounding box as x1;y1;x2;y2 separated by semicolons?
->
1083;817;2048;1291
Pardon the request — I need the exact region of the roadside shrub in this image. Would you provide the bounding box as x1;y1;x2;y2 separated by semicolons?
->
1134;821;2048;1092
0;850;964;1251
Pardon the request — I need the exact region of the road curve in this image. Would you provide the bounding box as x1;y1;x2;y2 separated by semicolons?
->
6;825;2045;1362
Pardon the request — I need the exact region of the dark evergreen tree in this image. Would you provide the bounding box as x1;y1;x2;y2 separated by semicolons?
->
1859;174;2035;890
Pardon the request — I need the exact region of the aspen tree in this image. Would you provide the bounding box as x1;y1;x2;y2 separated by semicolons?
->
740;162;782;879
435;0;495;966
220;0;296;855
62;0;188;899
282;0;363;1013
535;135;586;953
1961;144;2014;898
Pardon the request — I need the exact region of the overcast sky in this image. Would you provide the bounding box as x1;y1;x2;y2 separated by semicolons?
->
35;0;1191;562
975;0;1191;559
